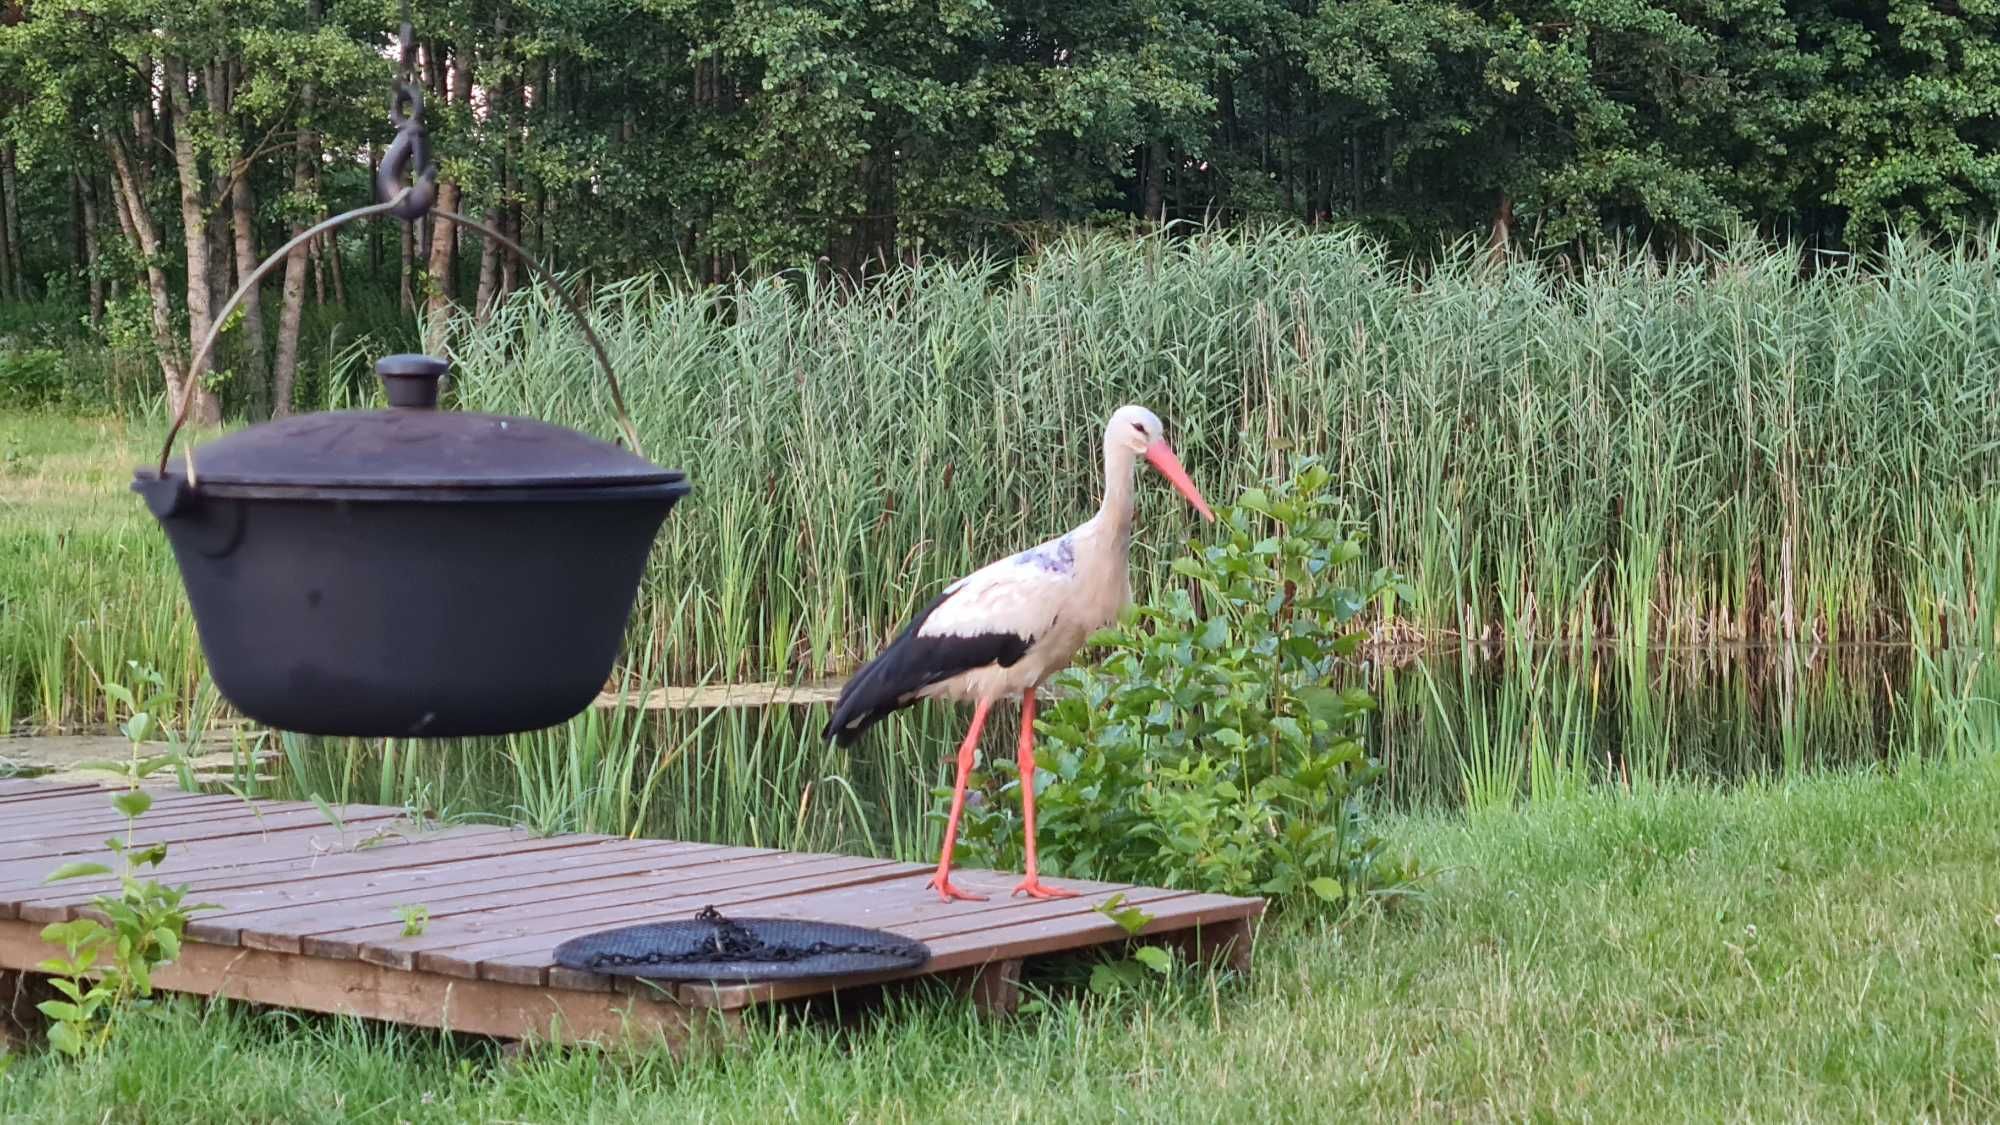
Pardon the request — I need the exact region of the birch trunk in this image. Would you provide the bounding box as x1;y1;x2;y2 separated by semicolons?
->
0;141;23;298
104;135;192;407
164;58;221;426
76;172;104;327
270;45;318;419
230;156;270;417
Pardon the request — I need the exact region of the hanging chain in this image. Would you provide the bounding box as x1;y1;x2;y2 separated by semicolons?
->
581;906;922;969
376;0;435;227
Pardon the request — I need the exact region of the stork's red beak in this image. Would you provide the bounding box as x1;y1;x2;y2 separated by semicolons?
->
1144;441;1215;522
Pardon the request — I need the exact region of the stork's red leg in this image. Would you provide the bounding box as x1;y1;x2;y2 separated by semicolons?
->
930;697;993;903
1012;689;1078;900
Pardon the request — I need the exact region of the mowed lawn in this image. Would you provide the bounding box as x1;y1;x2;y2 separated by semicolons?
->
0;760;1992;1123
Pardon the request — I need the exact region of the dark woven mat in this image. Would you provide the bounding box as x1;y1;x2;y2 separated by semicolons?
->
552;905;932;982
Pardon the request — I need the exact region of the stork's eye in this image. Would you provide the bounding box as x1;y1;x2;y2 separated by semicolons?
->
1131;421;1148;436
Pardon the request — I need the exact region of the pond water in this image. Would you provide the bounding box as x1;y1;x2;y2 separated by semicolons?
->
205;642;1995;861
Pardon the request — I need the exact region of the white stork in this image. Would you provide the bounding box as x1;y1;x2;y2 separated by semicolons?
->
822;405;1214;902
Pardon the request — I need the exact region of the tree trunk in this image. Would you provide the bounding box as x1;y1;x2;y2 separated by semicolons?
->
312;233;326;304
399;221;414;312
1488;192;1514;265
366;144;385;277
271;3;319;420
0;160;12;301
165;58;222;426
71;172;85;270
475;227;501;323
328;223;345;305
424;43;472;351
499;76;523;299
104;136;191;406
76;173;104;327
475;64;513;320
1143;139;1166;224
0;142;22;298
229;158;270;418
205;62;235;321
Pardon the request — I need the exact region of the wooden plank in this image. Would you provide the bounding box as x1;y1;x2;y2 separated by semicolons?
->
506;864;1133;994
462;860;932;988
362;854;911;981
377;854;910;978
0;804;404;863
209;840;719;950
592;680;843;711
0;808;410;872
0;786;1267;1029
0;817;452;902
0;779;226;808
0;787;192;821
0;917;702;1046
10;825;536;923
0;779;103;800
2;824;518;903
676;885;1261;1010
1186;915;1258;973
0;794;250;839
686;868;1146;939
906;889;1255;947
915;892;1262;963
0;789;236;830
0;798;380;853
298;843;799;966
0;815;414;919
960;958;1023;1015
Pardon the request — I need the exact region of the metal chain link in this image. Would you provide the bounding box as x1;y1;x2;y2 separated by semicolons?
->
376;0;435;224
581;905;921;968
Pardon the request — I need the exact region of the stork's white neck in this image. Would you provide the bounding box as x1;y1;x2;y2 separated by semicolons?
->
1096;439;1139;532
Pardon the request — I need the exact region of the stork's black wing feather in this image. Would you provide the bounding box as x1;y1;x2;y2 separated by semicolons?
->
820;586;1031;745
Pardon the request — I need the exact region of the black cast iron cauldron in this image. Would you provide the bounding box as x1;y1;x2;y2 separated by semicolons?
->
133;64;692;739
134;354;689;738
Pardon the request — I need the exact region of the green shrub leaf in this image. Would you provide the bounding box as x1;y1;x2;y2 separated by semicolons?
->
44;862;113;884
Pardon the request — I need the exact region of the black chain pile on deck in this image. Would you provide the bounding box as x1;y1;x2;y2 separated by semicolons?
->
552;906;932;983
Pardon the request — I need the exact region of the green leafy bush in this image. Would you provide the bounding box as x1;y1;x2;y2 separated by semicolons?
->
36;664;215;1056
0;346;64;409
960;459;1421;909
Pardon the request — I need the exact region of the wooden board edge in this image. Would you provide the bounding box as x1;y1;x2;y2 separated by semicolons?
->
676;895;1267;1010
0;917;705;1046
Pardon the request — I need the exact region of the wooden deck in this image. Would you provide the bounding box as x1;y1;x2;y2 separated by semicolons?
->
0;778;1263;1047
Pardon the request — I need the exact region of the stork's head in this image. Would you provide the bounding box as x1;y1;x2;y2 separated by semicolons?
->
1106;404;1215;522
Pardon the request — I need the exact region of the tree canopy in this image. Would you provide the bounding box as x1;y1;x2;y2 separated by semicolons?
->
0;0;1994;413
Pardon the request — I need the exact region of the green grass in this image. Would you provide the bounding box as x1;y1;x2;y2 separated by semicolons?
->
1;760;1995;1122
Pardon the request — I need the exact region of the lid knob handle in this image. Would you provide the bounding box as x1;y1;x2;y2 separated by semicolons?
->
376;353;449;409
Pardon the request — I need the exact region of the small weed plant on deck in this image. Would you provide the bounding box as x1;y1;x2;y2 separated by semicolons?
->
964;461;1422;909
35;664;215;1056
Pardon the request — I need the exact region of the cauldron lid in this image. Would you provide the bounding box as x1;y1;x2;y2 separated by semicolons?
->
163;354;683;493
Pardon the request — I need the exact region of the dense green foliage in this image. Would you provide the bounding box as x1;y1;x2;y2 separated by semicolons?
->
0;0;1995;315
961;462;1419;905
0;761;1993;1119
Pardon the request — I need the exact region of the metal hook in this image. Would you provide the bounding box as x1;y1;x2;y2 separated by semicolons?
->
376;81;435;222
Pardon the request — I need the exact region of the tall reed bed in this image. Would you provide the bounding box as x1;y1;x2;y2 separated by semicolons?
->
247;642;1985;847
450;229;1999;691
4;229;1995;738
1379;642;1991;811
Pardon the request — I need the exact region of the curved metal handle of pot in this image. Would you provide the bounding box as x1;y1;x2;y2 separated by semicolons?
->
155;193;408;477
153;197;646;476
430;208;642;454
